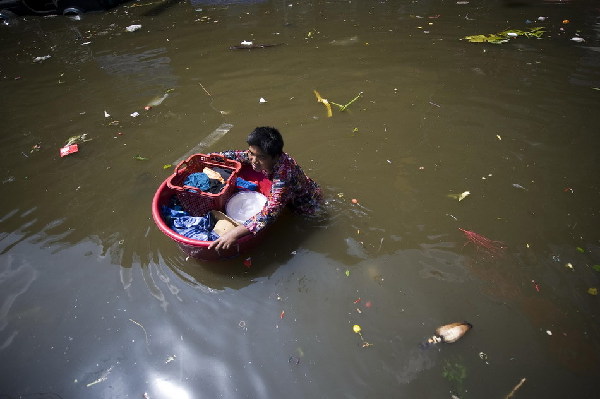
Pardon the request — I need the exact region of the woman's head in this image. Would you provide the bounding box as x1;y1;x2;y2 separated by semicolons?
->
246;127;284;157
246;127;284;173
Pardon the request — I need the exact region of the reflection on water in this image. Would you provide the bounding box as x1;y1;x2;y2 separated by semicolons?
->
0;255;37;350
1;0;599;397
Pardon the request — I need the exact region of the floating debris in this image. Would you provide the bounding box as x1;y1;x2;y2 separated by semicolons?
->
229;41;283;50
329;36;359;46
146;91;171;108
447;191;470;201
314;90;332;117
352;324;372;347
125;24;142;32
504;377;527;399
65;133;91;146
60;144;78;157
165;355;176;364
86;365;114;387
459;228;507;258
313;90;362;117
33;55;51;63
422;322;472;347
463;27;545;44
565;262;574;271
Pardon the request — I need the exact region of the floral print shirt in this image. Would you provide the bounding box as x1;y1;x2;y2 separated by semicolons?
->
219;150;321;234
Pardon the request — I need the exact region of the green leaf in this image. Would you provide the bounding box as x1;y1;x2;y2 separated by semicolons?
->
463;26;545;44
134;155;149;161
592;265;600;272
576;246;585;253
345;270;350;277
163;164;173;169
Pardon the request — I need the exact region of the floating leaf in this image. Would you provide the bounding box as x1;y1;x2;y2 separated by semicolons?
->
588;287;598;296
134;155;149;161
576;247;585;253
463;26;545;44
345;269;350;277
314;90;333;117
463;34;508;44
353;325;362;334
163;164;173;169
592;265;600;272
65;133;91;146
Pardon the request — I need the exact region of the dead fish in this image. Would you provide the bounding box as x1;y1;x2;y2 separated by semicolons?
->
421;322;472;348
229;42;284;50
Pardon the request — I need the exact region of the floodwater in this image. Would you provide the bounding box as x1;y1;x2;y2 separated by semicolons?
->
1;0;599;397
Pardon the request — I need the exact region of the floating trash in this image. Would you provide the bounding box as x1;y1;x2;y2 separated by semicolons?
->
459;228;507;258
448;191;470;201
126;24;142;32
60;144;78;157
33;55;51;63
422;322;472;347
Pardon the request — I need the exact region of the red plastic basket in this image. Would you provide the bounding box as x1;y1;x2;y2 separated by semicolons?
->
167;153;241;216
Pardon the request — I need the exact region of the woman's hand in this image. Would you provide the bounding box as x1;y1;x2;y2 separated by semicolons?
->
208;224;251;252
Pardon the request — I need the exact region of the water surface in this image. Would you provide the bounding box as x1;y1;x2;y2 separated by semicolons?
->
1;0;599;398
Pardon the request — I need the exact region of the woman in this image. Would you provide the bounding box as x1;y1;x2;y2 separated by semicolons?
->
208;126;322;251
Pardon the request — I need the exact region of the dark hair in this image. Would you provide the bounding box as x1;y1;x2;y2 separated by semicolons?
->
246;126;284;157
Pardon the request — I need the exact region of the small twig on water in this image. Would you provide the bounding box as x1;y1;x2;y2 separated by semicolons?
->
504;377;526;399
129;318;150;350
198;82;212;96
330;92;363;111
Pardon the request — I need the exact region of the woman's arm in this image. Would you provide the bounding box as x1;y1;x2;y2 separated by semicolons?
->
208;224;251;251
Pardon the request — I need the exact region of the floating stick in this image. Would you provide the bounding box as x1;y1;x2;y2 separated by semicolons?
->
504;377;527;399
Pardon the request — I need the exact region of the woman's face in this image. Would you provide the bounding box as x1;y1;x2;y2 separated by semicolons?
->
248;145;278;173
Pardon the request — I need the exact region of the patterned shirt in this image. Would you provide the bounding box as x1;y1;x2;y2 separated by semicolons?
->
219;150;322;234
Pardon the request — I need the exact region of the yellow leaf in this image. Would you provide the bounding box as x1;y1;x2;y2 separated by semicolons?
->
353;324;362;334
588;287;598;296
314;90;333;117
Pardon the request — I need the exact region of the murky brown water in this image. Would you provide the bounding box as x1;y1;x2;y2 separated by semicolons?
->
1;0;599;398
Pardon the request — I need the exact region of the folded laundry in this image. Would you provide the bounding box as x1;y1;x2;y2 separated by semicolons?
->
212;167;232;181
183;172;225;194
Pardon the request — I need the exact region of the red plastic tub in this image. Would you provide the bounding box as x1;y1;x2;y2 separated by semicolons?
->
152;161;272;261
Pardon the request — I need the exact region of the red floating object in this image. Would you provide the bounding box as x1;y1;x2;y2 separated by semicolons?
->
459;228;507;258
60;144;79;157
